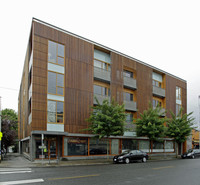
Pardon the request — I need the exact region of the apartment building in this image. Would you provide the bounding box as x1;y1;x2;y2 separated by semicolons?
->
18;18;187;161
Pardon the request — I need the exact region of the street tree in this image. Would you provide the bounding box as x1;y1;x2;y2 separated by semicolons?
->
134;104;166;150
86;97;126;156
166;108;195;157
1;109;18;152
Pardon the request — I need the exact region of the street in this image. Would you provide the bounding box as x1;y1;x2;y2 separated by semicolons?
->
0;158;200;185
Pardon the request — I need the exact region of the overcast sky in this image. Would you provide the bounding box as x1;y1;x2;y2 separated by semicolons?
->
0;0;200;125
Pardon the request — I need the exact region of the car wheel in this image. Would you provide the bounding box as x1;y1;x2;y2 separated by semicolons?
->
192;155;195;159
142;157;147;163
125;158;130;164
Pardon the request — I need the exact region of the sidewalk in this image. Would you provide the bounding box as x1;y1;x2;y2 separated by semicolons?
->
0;153;178;168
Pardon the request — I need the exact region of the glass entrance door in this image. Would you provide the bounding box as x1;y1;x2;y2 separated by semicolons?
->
49;140;57;159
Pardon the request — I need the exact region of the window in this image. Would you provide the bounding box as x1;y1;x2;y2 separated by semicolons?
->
124;92;133;101
139;140;150;153
48;71;64;96
126;113;133;123
89;138;109;155
122;139;138;150
47;100;64;124
153;141;164;152
94;49;111;71
176;86;182;116
93;84;110;96
153;98;162;108
152;72;163;88
176;86;181;100
48;40;65;66
66;137;88;156
123;70;133;78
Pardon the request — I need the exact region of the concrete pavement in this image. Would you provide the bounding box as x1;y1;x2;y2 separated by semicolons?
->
0;153;178;168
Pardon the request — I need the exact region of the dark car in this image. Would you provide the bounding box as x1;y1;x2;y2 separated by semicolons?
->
181;149;200;159
113;150;149;164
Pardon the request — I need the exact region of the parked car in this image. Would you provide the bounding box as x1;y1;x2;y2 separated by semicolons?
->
181;149;200;159
113;150;149;164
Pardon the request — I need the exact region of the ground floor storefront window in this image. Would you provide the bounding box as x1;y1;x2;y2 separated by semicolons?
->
139;140;150;153
122;139;138;151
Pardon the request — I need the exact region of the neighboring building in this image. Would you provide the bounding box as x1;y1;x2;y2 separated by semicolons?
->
192;129;200;149
18;18;187;161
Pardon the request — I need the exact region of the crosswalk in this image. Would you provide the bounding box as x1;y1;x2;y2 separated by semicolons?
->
0;168;44;184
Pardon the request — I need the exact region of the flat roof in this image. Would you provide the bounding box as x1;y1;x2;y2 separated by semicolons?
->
33;17;186;83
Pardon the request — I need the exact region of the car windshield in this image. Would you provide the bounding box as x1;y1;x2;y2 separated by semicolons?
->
188;149;193;153
121;150;130;154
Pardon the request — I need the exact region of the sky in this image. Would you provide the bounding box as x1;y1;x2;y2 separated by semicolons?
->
0;0;200;126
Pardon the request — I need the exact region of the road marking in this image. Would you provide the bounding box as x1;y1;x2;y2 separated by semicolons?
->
0;171;32;174
48;174;100;181
0;168;32;174
0;179;44;185
0;168;31;172
153;166;174;170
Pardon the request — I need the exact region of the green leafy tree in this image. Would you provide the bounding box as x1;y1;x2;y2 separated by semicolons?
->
87;97;126;156
1;109;18;152
134;104;166;150
166;108;195;157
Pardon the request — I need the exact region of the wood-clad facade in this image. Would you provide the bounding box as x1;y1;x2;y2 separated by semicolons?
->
18;18;188;161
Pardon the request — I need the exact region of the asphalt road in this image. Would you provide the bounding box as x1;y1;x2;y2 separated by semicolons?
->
1;158;200;185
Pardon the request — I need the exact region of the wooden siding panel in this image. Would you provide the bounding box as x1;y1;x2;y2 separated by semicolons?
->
136;63;152;116
111;52;124;104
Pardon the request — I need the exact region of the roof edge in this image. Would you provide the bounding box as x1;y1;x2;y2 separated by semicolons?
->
32;17;186;83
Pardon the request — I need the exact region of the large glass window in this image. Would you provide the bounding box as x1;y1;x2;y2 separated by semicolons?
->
165;141;174;152
47;100;64;124
124;92;133;101
67;138;88;156
153;141;164;152
48;71;64;96
139;140;150;153
176;86;182;100
122;139;138;151
48;41;65;66
153;98;162;108
89;138;108;155
152;72;163;88
94;84;110;96
94;49;111;71
123;70;133;78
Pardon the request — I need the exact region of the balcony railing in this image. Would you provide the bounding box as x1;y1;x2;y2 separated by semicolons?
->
124;100;137;112
93;94;110;105
94;67;110;83
153;107;166;117
153;86;165;98
123;76;137;90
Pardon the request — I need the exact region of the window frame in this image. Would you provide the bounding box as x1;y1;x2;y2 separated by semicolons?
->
48;71;64;96
47;100;64;124
93;81;110;96
123;89;135;102
48;40;65;66
94;58;111;71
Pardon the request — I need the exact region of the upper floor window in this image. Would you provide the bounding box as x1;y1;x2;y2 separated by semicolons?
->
152;72;163;88
123;70;133;78
48;71;64;96
47;100;64;124
93;84;110;96
124;92;133;102
176;86;182;100
153;98;162;108
126;112;133;123
48;40;65;66
94;49;111;71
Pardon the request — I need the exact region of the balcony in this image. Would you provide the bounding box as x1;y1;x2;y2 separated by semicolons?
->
123;76;137;90
153;107;166;117
93;94;110;105
124;101;137;112
94;67;110;83
153;86;165;98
